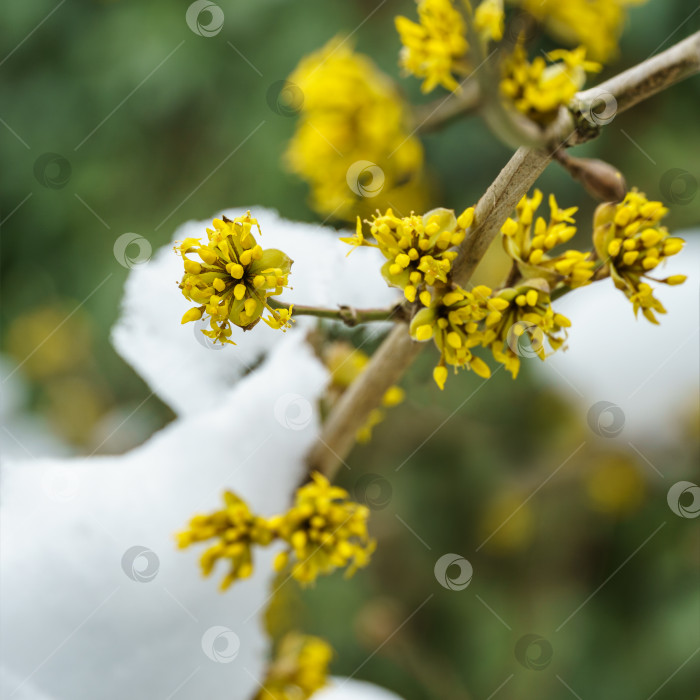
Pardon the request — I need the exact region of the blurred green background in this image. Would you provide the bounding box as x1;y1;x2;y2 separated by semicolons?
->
2;1;699;698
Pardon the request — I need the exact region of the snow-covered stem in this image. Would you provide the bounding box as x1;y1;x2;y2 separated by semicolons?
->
307;33;700;478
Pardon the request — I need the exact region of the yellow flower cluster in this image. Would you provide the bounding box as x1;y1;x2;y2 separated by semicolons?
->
395;0;469;93
176;491;274;590
177;212;293;345
593;190;686;323
256;634;333;700
501;190;595;289
342;206;475;304
395;0;505;93
410;281;570;387
271;472;376;585
517;0;648;63
178;473;374;589
324;342;405;444
285;38;425;221
500;45;600;125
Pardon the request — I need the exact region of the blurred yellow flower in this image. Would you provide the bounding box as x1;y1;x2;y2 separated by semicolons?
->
585;454;646;515
395;0;469;93
517;0;648;63
179;473;375;589
177;490;276;590
256;634;333;700
285;38;425;220
593;190;685;323
271;472;376;585
324;342;405;444
479;490;535;552
500;44;600;125
7;305;93;380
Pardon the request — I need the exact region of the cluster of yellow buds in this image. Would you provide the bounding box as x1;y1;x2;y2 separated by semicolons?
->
593;190;686;323
178;473;374;589
516;0;649;63
395;0;469;93
177;212;293;344
501;190;595;289
410;281;570;387
271;472;376;585
256;634;333;700
324;342;405;443
482;282;571;379
342;207;475;304
176;491;274;590
500;45;600;125
410;285;494;387
396;0;506;94
285;38;425;221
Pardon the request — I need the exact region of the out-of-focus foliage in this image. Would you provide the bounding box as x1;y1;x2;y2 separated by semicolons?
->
1;1;698;698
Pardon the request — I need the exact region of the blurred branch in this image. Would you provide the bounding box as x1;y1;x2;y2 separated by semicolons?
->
307;32;700;479
413;78;481;133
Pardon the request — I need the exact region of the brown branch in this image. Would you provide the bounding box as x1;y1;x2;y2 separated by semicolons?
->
307;31;700;479
574;31;700;117
413;78;481;133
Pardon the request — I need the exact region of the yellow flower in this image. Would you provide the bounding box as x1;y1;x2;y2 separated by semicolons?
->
409;284;495;387
500;44;600;125
516;0;649;63
501;189;595;289
256;634;333;700
177;212;293;345
395;0;469;93
178;473;375;589
324;342;405;443
484;282;571;378
285;38;425;220
585;453;645;516
177;491;275;590
593;190;686;323
343;206;475;304
264;305;294;331
474;0;505;42
271;472;376;585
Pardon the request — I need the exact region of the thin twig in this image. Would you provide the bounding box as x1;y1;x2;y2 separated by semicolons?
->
268;299;405;326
